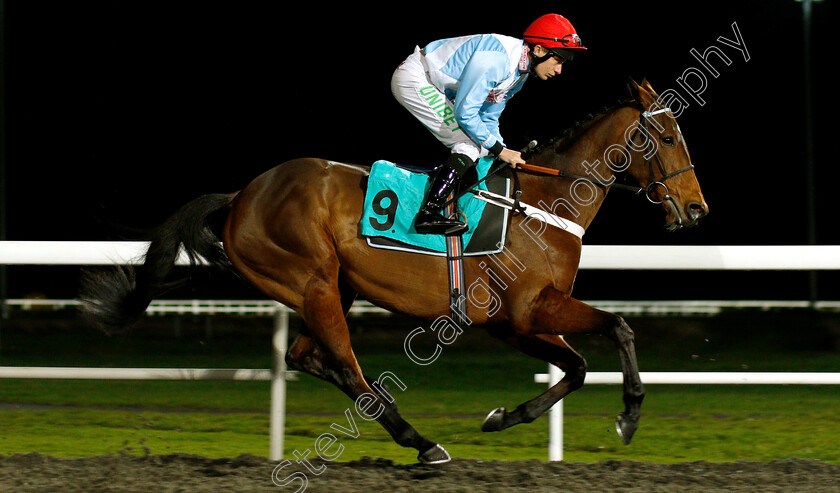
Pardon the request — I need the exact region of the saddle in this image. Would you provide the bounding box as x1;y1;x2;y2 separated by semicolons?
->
360;156;512;326
360;156;511;257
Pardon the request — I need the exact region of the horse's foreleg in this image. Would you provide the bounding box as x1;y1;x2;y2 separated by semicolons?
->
607;315;645;444
534;293;645;443
486;290;645;444
481;332;586;431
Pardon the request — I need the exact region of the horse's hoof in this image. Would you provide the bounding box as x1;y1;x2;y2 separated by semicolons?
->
418;444;451;464
615;412;639;445
481;407;506;432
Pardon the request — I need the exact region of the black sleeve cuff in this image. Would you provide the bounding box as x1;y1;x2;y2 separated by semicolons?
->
488;141;505;156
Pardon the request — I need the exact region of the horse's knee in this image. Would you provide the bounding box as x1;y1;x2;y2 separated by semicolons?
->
608;316;635;346
564;357;587;391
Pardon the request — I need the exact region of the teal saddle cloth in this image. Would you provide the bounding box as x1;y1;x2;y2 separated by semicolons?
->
360;156;509;256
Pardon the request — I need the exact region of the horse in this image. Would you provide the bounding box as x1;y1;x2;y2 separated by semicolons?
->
81;79;708;464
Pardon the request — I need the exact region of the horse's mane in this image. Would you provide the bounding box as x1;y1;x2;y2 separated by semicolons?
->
525;97;641;158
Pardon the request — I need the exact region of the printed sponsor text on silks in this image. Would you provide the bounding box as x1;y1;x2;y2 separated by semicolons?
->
419;86;460;132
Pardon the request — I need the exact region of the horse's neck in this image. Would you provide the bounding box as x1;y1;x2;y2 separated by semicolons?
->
521;106;637;231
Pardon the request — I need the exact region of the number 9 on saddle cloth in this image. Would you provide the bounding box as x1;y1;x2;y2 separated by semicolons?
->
360;156;511;257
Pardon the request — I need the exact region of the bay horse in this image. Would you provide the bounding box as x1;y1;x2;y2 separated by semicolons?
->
81;79;708;464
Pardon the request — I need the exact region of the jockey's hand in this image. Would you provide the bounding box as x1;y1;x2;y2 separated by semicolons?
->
498;148;525;168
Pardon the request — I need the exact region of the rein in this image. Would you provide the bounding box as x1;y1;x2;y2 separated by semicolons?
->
518;106;694;204
515;163;643;194
438;104;695;225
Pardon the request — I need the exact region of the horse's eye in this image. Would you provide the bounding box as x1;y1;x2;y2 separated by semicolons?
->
661;136;676;147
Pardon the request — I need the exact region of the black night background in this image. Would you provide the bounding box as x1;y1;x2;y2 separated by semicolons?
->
1;0;837;301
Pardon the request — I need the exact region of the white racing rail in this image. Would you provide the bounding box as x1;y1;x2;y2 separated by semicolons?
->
2;242;840;269
1;241;839;461
534;368;840;461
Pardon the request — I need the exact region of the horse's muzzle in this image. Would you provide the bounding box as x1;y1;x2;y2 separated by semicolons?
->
665;199;708;230
686;202;709;222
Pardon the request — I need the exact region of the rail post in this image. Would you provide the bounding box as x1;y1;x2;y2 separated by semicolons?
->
547;365;563;461
270;303;289;461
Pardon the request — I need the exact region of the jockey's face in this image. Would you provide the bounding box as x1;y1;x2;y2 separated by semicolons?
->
533;45;565;80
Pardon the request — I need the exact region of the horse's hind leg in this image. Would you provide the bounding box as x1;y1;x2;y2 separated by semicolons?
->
287;279;399;410
297;274;449;463
286;328;329;379
286;276;357;380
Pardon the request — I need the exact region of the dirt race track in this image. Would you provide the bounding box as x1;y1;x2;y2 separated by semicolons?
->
2;453;839;493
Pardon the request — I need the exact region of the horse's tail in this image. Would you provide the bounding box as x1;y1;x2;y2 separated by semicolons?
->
80;193;236;333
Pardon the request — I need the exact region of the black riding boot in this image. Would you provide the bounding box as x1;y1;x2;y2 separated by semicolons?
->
414;153;474;235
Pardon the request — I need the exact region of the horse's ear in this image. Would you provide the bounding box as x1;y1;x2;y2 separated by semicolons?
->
627;78;642;98
640;78;657;95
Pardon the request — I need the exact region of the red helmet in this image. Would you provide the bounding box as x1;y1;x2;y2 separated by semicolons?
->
524;14;587;59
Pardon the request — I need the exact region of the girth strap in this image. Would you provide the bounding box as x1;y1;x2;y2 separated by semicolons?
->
443;196;469;326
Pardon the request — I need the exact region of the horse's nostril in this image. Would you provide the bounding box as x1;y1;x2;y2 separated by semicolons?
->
687;203;708;219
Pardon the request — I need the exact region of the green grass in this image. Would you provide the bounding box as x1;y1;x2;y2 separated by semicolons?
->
2;386;839;463
1;311;839;463
0;409;270;457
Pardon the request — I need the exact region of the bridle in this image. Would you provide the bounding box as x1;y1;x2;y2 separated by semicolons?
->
630;107;695;204
518;105;695;205
440;104;696;219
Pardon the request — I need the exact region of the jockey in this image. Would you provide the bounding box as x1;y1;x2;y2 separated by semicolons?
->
391;13;587;235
